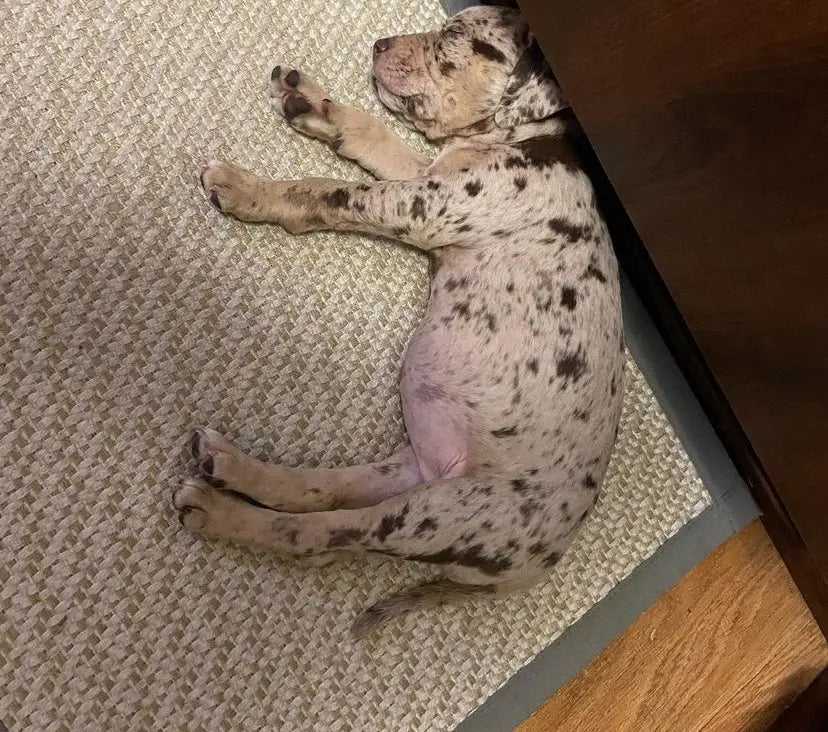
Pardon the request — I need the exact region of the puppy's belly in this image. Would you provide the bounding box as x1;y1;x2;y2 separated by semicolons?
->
397;316;482;481
399;261;623;486
398;314;549;482
400;392;470;482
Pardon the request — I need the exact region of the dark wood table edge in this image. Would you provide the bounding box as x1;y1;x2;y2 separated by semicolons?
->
569;133;828;636
767;666;828;731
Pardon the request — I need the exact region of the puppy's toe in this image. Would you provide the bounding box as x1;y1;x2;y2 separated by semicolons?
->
199;160;262;220
189;427;256;491
172;477;216;531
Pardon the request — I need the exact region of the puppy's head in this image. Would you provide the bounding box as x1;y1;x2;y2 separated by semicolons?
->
371;6;568;139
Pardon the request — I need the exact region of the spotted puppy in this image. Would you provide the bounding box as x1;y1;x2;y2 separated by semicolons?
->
177;5;624;636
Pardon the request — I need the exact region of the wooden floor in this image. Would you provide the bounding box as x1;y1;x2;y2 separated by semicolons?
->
517;521;828;731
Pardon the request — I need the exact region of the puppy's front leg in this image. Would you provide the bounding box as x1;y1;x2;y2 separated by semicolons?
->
201;160;454;250
270;66;430;180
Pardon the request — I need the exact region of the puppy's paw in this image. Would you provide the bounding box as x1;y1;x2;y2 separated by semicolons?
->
199;159;266;220
172;476;224;533
190;427;259;491
269;65;339;144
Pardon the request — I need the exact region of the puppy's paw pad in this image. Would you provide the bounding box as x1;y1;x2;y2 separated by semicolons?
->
269;65;338;141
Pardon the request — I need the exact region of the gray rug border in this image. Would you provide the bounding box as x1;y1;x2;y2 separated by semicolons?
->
456;273;758;731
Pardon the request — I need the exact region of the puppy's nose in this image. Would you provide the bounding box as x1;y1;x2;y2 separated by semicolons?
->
373;37;392;56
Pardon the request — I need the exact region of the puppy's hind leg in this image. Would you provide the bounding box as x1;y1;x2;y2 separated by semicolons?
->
190;428;424;512
173;474;557;632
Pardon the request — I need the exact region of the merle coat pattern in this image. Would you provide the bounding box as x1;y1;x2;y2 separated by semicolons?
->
175;6;625;636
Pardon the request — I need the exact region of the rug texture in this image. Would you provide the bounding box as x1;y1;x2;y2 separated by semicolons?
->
0;1;710;730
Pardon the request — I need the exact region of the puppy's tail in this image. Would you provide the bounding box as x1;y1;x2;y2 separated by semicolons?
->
350;579;495;639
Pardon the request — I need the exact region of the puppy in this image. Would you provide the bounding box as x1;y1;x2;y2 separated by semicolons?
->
176;5;624;636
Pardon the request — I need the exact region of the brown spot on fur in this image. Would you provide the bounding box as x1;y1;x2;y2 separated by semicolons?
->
327;527;365;548
414;381;447;402
583;263;607;283
548;217;589;243
445;276;469;292
503;155;528;170
373;504;410;541
491;425;518;437
411;196;426;221
519;499;541;526
283;527;299;545
464;180;483;197
322;188;350;209
471;38;506;63
511;478;530;493
409;543;512;576
452;300;471;319
515;135;580;172
414;517;438;535
543;551;561;567
560;286;577;310
374;461;399;475
557;348;587;382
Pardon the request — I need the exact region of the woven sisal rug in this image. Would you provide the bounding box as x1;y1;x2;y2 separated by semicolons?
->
0;1;710;729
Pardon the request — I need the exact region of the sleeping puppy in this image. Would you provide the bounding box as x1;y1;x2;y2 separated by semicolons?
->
177;5;624;636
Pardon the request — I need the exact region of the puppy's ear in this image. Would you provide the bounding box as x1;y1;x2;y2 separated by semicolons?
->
494;38;568;128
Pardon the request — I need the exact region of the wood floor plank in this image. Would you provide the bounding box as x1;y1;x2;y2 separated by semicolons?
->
517;522;828;732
